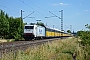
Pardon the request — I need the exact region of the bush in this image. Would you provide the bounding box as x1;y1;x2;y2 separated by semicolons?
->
77;24;90;60
77;31;90;45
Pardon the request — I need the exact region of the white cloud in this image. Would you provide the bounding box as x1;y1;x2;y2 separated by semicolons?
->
85;10;89;12
53;2;70;6
60;2;69;6
60;3;64;5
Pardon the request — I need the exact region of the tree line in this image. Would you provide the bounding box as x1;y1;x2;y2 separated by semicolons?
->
0;10;24;40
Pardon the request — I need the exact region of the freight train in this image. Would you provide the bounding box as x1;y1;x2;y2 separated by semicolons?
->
23;24;71;40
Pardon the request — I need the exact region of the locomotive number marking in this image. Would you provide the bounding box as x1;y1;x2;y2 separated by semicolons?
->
39;29;42;34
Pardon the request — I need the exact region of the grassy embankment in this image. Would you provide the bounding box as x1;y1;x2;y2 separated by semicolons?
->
0;39;15;43
1;37;86;60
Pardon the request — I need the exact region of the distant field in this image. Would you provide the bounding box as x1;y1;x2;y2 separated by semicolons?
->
1;37;85;60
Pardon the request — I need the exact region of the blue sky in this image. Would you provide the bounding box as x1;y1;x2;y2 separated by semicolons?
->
0;0;90;32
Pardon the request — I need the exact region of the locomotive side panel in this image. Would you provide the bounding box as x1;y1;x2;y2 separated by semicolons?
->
36;26;45;37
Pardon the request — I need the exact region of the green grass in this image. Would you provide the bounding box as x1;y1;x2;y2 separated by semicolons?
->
0;37;86;60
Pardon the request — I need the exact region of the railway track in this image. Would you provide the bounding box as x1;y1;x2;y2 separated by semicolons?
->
0;38;62;58
0;38;60;49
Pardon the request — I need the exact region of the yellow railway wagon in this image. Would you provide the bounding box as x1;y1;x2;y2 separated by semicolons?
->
46;28;62;37
46;27;71;38
54;31;61;37
46;31;50;37
46;28;56;37
51;32;55;37
46;28;53;37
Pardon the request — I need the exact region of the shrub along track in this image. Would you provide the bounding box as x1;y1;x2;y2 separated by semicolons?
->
0;38;65;58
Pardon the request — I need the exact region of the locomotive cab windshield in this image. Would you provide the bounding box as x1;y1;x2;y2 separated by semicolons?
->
25;26;34;29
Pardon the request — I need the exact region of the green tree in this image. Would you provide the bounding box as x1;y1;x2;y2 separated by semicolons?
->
0;9;24;40
8;17;23;40
0;10;9;38
77;31;84;36
8;17;14;38
24;23;27;25
36;22;45;27
67;30;71;33
85;24;90;30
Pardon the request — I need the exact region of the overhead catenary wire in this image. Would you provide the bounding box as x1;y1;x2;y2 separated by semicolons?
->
28;0;48;12
23;11;34;19
0;0;60;28
1;0;22;11
49;11;61;19
0;0;35;17
26;0;63;30
0;4;19;14
27;0;54;17
19;0;45;17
